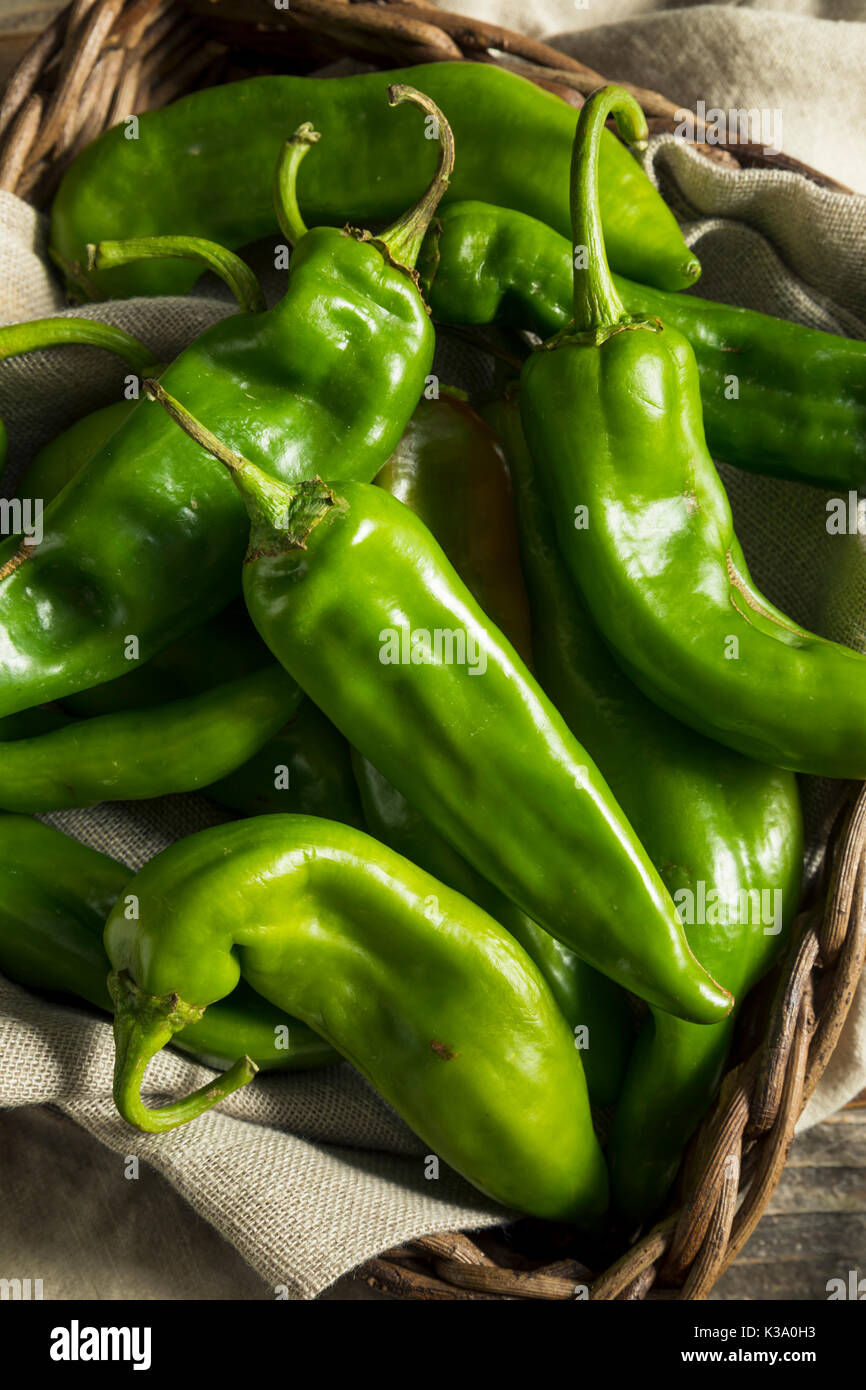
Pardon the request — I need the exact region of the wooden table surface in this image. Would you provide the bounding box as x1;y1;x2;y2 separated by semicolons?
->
1;1;865;1303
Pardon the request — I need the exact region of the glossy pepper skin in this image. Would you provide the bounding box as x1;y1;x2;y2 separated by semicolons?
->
355;393;632;1106
374;393;535;664
18;398;133;503
50;63;697;299
0;89;451;719
520;87;866;779
421;199;866;489
0;666;299;812
150;381;731;1025
18;413;278;720
487;394;804;1219
10;400;366;827
0;813;337;1073
104;815;608;1224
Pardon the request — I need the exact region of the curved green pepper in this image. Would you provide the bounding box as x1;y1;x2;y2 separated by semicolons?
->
0;665;299;812
149;379;731;1024
50;63;697;299
355;393;632;1105
0;812;337;1073
487;393;803;1219
104;815;608;1223
421;199;866;489
0;88;451;718
520;87;866;778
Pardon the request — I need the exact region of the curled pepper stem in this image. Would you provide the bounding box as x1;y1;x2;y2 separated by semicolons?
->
570;86;649;336
109;971;257;1133
144;378;334;552
0;317;159;375
88;236;266;315
273;122;321;248
375;85;455;272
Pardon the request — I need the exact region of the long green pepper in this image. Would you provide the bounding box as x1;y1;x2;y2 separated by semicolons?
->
355;394;632;1106
50;63;697;298
520;86;866;778
0;666;299;812
146;378;732;1025
487;394;803;1219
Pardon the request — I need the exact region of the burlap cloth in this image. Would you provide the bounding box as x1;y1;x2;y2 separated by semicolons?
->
0;1;865;1298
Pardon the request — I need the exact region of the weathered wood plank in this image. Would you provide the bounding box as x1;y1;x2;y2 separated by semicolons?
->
786;1113;866;1170
766;1165;866;1215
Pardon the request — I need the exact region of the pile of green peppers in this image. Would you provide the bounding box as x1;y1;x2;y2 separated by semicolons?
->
1;61;862;1233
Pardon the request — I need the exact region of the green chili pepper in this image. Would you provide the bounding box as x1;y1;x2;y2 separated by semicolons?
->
0;812;337;1073
520;87;866;779
0;87;452;719
12;399;364;819
355;392;632;1106
420;199;866;489
7;368;273;731
148;379;732;1024
487;392;804;1219
104;814;608;1223
14;378;269;722
51;63;697;299
0;666;299;812
2;236;259;508
10;233;284;514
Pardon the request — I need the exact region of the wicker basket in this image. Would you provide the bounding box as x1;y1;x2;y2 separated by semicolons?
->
1;0;864;1301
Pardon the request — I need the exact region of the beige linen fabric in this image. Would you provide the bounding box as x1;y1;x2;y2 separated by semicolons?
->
455;3;866;193
0;3;865;1296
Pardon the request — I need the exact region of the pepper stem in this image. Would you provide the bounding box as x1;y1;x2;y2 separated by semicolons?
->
108;971;257;1133
144;378;334;552
375;86;455;271
0;317;159;375
273;122;321;248
570;86;649;335
88;237;266;315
